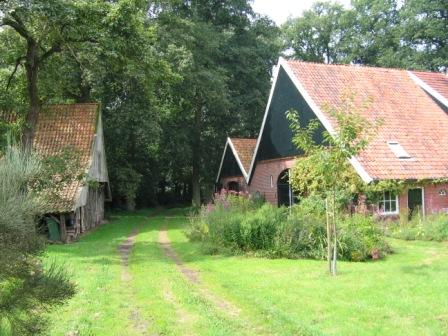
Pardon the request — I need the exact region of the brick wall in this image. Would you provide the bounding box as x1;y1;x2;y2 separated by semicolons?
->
221;160;448;214
397;183;448;215
423;183;448;214
249;157;296;205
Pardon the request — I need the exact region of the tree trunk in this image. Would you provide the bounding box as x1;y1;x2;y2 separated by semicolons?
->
22;39;40;150
125;196;136;211
191;100;202;208
192;158;201;208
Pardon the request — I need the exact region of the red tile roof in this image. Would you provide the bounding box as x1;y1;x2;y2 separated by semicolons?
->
286;61;448;181
229;138;257;174
33;103;99;212
411;71;448;102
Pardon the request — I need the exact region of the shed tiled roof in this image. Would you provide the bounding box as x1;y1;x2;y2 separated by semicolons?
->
229;138;257;174
411;70;448;103
33;103;99;212
286;61;448;181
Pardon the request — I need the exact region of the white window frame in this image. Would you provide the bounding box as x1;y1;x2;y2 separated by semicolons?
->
378;191;399;215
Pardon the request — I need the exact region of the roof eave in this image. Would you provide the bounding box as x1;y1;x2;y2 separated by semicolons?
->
408;71;448;109
247;58;283;183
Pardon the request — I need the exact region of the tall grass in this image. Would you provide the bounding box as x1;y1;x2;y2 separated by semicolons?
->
387;211;448;241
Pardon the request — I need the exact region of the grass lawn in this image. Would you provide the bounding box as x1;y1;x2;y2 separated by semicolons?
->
46;208;448;336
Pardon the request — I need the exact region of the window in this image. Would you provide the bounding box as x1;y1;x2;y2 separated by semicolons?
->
378;191;398;215
227;181;240;192
270;175;274;188
387;141;411;159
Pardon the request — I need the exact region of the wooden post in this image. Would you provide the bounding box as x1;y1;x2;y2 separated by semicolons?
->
331;189;337;276
326;197;332;274
59;213;67;243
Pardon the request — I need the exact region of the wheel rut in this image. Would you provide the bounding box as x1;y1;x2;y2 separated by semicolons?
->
118;227;153;335
158;223;241;318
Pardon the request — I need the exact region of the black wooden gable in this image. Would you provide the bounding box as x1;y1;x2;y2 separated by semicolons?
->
218;146;244;179
254;67;325;164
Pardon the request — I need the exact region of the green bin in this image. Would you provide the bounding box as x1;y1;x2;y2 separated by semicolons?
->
46;218;60;241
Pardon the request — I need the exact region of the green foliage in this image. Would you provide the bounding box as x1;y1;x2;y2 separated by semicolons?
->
274;206;328;260
364;179;406;203
388;212;448;242
113;165;143;211
399;0;448;71
338;214;392;261
0;147;75;336
155;1;281;206
282;0;447;70
282;1;347;63
188;194;391;261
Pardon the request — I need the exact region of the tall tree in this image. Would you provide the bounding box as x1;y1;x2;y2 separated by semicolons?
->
0;0;103;147
282;1;347;63
400;0;448;71
155;0;280;206
344;0;402;67
19;1;174;209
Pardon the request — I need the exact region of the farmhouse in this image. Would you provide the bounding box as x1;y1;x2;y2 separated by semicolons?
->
217;58;448;216
33;103;110;242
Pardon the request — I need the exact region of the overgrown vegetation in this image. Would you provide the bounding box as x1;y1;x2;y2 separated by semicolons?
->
387;212;448;242
187;195;391;262
0;147;75;336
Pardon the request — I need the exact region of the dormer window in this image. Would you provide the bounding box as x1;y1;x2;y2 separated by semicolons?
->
387;141;411;159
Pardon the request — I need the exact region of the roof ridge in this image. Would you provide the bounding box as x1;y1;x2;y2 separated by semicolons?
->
48;102;99;107
411;69;448;76
229;137;257;141
285;59;445;74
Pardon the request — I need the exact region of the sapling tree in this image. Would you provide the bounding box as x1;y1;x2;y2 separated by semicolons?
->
287;94;380;275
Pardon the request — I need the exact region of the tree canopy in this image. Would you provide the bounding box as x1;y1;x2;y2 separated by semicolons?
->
282;0;448;71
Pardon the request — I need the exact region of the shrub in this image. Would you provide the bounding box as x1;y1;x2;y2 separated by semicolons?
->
274;211;327;259
338;215;392;261
188;194;391;261
240;204;286;252
0;147;76;335
388;213;448;241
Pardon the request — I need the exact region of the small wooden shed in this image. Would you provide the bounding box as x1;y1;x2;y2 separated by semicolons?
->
33;103;111;242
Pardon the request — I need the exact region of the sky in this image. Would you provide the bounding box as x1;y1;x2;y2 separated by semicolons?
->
252;0;351;25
